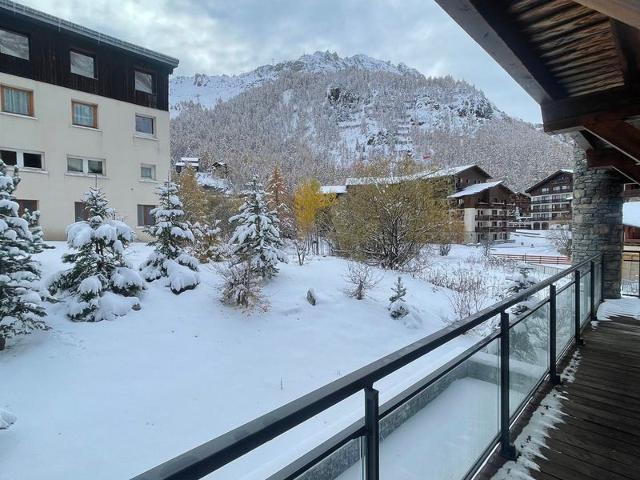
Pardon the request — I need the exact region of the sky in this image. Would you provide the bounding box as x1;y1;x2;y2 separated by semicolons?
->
20;0;542;123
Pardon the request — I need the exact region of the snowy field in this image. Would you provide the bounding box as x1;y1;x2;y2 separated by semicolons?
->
492;230;562;257
1;242;536;480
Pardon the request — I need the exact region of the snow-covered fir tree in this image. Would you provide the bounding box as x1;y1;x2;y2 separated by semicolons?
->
388;276;409;319
21;209;51;253
48;188;144;321
229;176;287;279
192;218;223;262
266;164;294;238
139;181;200;294
0;161;46;346
505;264;538;315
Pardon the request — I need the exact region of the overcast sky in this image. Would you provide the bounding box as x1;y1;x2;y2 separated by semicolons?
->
22;0;542;123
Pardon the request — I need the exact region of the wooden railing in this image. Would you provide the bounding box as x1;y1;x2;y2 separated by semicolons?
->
491;253;571;265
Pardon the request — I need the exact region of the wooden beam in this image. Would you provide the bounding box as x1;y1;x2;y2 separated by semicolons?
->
434;0;565;103
582;116;640;163
573;0;640;30
586;148;640;184
542;87;640;132
610;20;640;87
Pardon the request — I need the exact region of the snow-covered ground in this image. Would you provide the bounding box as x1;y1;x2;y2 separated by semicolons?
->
1;242;532;480
491;230;562;257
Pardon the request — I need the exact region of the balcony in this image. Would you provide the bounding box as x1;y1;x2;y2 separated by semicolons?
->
134;256;607;480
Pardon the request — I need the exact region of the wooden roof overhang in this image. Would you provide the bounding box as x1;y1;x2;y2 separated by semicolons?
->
435;0;640;183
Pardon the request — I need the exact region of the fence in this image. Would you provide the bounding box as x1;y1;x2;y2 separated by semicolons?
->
491;253;571;265
133;255;602;480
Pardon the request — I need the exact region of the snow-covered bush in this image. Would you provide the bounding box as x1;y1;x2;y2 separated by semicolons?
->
505;263;538;315
139;182;200;294
21;209;52;253
0;408;17;429
192;219;223;262
220;260;261;308
343;262;381;300
48;188;144;322
0;161;46;346
229;177;287;279
388;276;409;319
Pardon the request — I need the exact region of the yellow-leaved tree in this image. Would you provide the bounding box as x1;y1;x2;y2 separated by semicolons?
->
293;178;335;259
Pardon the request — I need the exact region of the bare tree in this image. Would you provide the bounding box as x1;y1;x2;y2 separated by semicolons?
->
343;262;382;300
548;227;572;257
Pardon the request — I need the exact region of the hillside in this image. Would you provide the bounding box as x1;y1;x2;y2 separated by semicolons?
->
170;51;573;191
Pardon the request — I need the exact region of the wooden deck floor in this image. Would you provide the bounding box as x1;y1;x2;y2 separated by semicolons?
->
514;316;640;480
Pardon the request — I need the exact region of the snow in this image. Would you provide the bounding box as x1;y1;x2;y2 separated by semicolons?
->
0;242;533;480
196;172;233;193
622;201;640;228
447;180;504;198
345;164;482;187
597;298;640;321
320;185;347;195
0;409;17;430
491;230;564;257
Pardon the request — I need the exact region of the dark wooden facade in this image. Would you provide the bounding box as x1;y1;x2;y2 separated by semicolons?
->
454;183;516;209
453;165;493;191
0;8;176;111
526;170;574;196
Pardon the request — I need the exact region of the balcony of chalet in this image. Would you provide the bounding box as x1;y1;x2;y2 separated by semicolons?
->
132;2;640;480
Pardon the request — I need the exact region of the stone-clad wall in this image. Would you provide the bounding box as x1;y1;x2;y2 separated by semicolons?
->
572;148;623;299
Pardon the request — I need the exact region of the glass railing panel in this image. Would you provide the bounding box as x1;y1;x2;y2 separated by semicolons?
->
371;338;500;480
556;282;574;359
300;436;364;480
509;302;549;416
581;271;591;326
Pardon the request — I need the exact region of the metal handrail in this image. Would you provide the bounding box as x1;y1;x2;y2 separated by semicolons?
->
133;254;601;480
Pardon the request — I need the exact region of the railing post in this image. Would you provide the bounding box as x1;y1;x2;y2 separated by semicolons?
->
637;253;640;298
364;386;379;480
549;284;562;385
500;311;517;459
601;253;606;301
574;270;584;346
589;260;595;322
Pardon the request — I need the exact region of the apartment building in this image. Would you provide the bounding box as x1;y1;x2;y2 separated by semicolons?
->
0;1;178;239
524;169;573;230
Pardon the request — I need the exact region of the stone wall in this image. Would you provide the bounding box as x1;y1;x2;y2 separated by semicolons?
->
572;148;624;299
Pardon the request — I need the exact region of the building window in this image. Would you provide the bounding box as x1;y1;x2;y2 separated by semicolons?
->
74;202;89;221
140;164;156;180
137;204;155;226
135;114;155;135
134;70;154;94
70;51;96;78
0;148;43;170
67;156;105;176
1;85;33;116
16;199;37;215
0;28;29;60
72;101;97;128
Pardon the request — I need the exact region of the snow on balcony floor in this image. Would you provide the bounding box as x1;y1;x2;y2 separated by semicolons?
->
597;298;640;321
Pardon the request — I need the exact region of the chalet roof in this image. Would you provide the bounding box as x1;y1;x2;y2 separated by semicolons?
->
0;0;179;68
345;164;489;187
448;181;509;198
320;185;347;195
525;169;574;194
176;158;199;167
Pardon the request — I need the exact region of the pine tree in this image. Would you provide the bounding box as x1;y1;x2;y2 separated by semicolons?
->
506;264;537;315
266;164;294;238
48;188;144;321
388;276;409;319
229;177;287;279
0;161;46;346
21;209;51;253
140;181;200;294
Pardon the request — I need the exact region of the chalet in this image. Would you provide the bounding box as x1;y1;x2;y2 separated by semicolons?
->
525;169;573;230
0;1;178;239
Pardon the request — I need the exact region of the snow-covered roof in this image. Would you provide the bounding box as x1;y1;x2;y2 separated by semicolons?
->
176;157;199;167
196;173;233;193
623;201;640;228
448;181;505;198
525;169;574;193
345;164;484;187
320;185;347;194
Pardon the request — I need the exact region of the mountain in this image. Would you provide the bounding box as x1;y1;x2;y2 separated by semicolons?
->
169;51;573;191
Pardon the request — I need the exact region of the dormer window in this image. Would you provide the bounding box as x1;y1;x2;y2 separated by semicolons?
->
135;70;154;94
70;51;96;79
0;28;29;60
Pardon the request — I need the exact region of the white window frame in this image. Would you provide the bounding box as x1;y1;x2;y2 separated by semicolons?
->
135;114;156;137
0;147;44;170
66;155;106;176
140;164;156;180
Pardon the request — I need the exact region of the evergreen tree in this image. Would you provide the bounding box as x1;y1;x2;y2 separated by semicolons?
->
0;161;46;346
140;181;200;294
48;188;144;321
388;276;409;319
506;264;538;315
21;209;52;253
266;164;294;238
229;177;287;279
192;218;223;262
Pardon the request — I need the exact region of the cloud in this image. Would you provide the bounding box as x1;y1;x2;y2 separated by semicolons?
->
20;0;542;122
